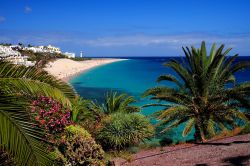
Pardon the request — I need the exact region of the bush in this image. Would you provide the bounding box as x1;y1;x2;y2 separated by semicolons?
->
0;149;16;166
97;112;154;150
240;122;250;134
53;125;105;166
70;97;103;136
30;96;72;137
159;137;173;146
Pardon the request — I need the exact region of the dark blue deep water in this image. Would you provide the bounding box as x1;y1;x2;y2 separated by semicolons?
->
70;56;250;142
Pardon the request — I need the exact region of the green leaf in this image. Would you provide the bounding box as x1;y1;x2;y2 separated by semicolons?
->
182;118;195;137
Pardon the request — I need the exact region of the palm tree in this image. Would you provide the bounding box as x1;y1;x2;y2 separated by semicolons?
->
0;61;76;165
143;41;250;142
102;91;140;114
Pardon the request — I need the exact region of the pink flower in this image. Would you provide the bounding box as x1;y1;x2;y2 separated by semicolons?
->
40;119;46;125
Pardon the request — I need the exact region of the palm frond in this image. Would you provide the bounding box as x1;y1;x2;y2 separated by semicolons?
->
0;61;76;100
0;95;54;166
182;118;195;137
1;78;71;106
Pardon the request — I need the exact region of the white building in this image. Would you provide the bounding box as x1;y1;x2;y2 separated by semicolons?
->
46;45;61;53
64;52;75;58
0;45;21;58
0;45;35;66
23;45;61;54
24;46;44;53
10;45;23;50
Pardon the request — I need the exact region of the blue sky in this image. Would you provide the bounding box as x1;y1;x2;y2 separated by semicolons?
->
0;0;250;57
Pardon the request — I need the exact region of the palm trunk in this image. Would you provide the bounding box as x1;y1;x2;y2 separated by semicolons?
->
194;124;206;143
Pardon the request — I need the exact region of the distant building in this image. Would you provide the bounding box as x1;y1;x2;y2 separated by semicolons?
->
46;45;61;53
10;45;23;50
80;51;83;58
0;45;21;58
0;45;35;66
23;45;61;54
24;46;43;53
9;55;35;67
64;52;76;58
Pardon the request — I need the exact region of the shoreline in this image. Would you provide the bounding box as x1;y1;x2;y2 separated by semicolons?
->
44;58;128;82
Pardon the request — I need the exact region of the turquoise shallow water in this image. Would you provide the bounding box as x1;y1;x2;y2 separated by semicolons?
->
69;57;250;142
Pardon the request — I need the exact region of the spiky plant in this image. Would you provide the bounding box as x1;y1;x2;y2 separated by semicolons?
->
102;92;140;114
97;112;154;150
0;61;76;165
143;41;250;142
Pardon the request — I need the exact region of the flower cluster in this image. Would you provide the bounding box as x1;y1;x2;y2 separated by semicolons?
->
31;96;72;135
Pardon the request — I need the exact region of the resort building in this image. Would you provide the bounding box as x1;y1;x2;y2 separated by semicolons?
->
46;45;61;53
0;45;35;66
23;45;61;54
24;46;44;53
0;45;21;58
64;52;76;58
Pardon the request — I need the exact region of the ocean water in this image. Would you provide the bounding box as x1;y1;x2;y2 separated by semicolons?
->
70;57;250;142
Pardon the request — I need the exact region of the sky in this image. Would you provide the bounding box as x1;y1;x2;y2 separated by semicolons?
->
0;0;250;57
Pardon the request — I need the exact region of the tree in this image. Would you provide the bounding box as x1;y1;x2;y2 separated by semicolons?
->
18;43;24;47
143;41;250;142
102;91;140;114
0;61;76;165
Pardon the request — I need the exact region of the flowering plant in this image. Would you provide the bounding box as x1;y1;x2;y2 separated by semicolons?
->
30;96;72;135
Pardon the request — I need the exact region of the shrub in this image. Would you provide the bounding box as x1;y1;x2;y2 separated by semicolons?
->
30;96;72;137
240;122;250;134
54;125;105;166
159;137;173;146
97;112;154;150
0;149;16;166
71;97;103;135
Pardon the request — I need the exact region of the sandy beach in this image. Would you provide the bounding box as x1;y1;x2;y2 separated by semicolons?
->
44;58;127;82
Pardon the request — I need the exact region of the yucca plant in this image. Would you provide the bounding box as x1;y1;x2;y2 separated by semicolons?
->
97;112;154;150
143;41;250;142
102;92;140;114
0;61;76;165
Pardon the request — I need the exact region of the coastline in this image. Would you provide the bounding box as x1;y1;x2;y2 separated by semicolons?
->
44;58;127;82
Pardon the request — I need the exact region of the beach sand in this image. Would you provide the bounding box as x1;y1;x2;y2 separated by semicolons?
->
44;58;126;82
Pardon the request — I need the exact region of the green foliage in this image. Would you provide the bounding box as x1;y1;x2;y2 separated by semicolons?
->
19;50;66;68
102;92;140;114
0;149;16;166
65;125;92;138
0;61;76;165
0;43;12;46
143;41;250;142
70;97;103;135
54;125;105;166
71;57;92;61
97;112;154;150
30;96;72;139
71;96;102;123
240;122;250;134
159;137;173;146
0;94;55;166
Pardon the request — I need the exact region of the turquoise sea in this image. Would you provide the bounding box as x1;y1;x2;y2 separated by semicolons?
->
69;57;250;142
